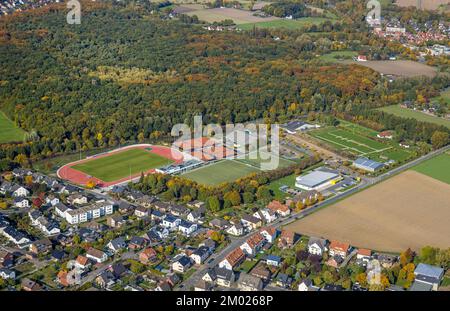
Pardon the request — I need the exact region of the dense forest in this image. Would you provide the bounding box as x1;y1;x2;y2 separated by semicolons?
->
0;0;448;169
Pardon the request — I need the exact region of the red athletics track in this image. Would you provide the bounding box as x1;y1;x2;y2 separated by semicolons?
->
57;144;185;188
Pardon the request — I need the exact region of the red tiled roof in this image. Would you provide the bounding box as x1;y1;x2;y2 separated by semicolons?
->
358;248;372;256
267;200;289;212
225;247;245;266
245;233;265;249
261;227;276;236
329;241;350;252
76;255;89;266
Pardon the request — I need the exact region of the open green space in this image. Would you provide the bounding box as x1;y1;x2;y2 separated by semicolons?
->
238;17;332;30
72;148;173;182
318;51;357;63
0;111;26;143
412;152;450;185
378;105;450;129
235;150;296;170
181;159;260;185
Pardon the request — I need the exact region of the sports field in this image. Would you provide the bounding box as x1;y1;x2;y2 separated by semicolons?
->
235;150;296;169
412;153;450;184
71;148;173;182
286;170;450;252
309;121;412;162
181;159;260;185
378;105;450;129
318;51;357;64
0;111;26;143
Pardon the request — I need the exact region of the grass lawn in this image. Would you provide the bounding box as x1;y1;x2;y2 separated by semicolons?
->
181;159;260;185
0;111;26;143
318;51;357;63
267;174;297;200
235;150;296;170
239;259;258;273
412;153;450;185
71;148;173;182
238;17;332;30
431;88;450;105
378;105;450;129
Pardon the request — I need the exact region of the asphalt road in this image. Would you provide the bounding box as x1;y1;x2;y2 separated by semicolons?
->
178;145;450;290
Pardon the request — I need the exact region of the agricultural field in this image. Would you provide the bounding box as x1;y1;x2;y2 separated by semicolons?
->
0;111;26;143
412;152;450;184
345;60;437;78
378;105;450;129
71;148;173;182
185;7;279;24
238;17;332;30
181;159;260;185
286;170;450;252
395;0;450;10
308;121;412;162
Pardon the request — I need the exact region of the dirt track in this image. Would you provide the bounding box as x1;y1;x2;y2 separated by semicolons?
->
286;170;450;252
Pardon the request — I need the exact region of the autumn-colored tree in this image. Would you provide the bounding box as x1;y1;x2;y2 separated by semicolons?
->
400;248;414;267
355;273;367;287
431;131;449;149
86;179;97;189
224;190;241;206
24;175;33;185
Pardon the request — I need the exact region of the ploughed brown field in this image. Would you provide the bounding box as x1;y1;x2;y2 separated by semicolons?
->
286;171;450;252
346;60;437;78
395;0;449;11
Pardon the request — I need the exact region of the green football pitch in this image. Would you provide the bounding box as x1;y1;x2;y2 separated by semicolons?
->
71;148;173;182
412;153;450;185
181;159;260;186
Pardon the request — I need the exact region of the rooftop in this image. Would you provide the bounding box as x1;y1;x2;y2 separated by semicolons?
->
295;170;339;188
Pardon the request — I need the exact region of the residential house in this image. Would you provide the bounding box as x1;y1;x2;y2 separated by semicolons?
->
54;203;71;218
357;248;372;264
107;215;125;228
178;220;197;236
328;241;350;258
187;201;205;209
107;237;127;253
21;278;42;291
139;247;158;264
375;253;397;268
1;226;31;247
237;273;263;291
29;239;52;255
298;279;314;291
286;190;319;206
253;208;277;223
276;273;292;288
226;223;244;236
322;284;343;291
162;215;181;230
11;185;30;197
75;255;91;270
260;227;278;244
187;209;205;223
95;270;116;289
165;273;180;288
169;204;189;217
307;237;328;256
117;201;134;214
86;248;108;263
216;267;235;287
267;200;290;217
266;254;281;267
45;195;60;207
219;247;246;270
250;264;272;282
190;246;210;265
109;263;128;279
134;206;149;218
150;210;164;222
194;280;213;291
67;194;88;205
0;268;16;280
13;197;29;208
240;233;265;256
413;263;445;291
0;251;14;268
202;268;217;284
51;250;67;262
152;201;171;213
128;236;147;250
155;280;172;291
172;256;192;273
35;217;60;236
277;230;297;249
241;214;262;230
209;218;230;230
199;239;216;253
135;195;156;208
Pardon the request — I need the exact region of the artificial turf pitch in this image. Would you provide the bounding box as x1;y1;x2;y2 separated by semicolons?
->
71;148;173;182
